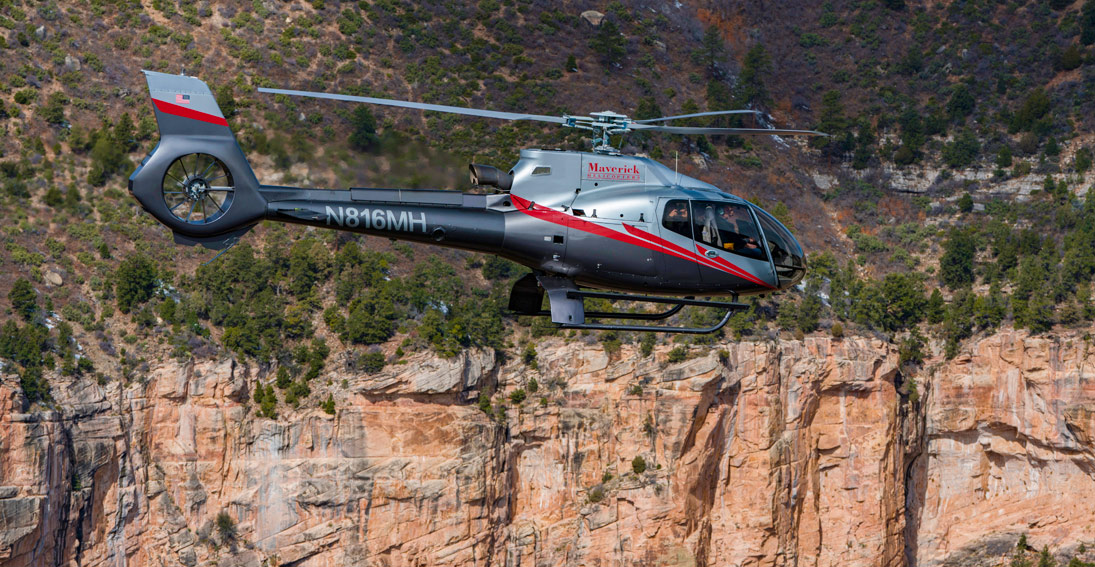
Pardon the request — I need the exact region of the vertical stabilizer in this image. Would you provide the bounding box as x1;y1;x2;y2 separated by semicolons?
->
143;70;237;139
129;71;263;247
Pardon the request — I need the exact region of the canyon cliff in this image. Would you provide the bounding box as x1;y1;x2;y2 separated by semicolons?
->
2;330;1094;567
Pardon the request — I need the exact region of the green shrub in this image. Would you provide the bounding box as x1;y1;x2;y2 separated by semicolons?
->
631;455;647;474
115;255;157;314
215;511;237;541
19;366;51;405
667;346;687;363
640;332;655;357
587;485;605;503
1058;44;1084;71
957;193;974;213
1076;147;1093;173
275;366;293;389
0;320;50;369
942;130;981;168
13;89;36;105
361;351;385;373
482;256;522;280
39;92;68;125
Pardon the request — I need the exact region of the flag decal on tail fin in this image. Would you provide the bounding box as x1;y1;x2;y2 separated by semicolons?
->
176;94;190;104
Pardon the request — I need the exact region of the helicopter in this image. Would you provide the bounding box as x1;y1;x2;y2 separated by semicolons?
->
128;71;823;333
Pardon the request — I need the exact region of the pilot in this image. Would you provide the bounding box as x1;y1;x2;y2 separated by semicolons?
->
718;206;760;253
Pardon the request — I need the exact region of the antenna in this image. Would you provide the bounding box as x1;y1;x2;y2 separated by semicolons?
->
675;151;679;185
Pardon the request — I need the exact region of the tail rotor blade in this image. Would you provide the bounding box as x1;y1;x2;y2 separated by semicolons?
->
258;87;570;125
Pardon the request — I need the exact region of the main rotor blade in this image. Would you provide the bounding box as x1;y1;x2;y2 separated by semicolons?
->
629;124;828;137
633;110;761;124
258;87;569;124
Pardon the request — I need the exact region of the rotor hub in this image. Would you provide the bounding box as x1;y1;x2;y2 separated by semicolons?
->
184;177;209;200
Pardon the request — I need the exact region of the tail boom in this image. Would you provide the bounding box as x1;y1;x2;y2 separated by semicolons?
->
263;188;507;254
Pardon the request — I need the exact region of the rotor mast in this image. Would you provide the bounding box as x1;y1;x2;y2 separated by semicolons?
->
563;111;631;155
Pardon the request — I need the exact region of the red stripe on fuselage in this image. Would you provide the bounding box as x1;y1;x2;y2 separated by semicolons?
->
510;194;774;288
152;98;229;127
621;223;745;275
694;244;772;288
621;223;771;288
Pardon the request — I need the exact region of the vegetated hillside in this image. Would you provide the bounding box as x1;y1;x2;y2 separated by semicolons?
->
0;0;1093;440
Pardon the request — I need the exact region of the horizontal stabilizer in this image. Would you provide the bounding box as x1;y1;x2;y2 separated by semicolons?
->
172;225;253;249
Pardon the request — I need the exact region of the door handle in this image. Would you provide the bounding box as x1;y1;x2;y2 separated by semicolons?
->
704;250;717;258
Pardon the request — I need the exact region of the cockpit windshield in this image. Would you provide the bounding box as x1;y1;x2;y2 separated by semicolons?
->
752;206;805;286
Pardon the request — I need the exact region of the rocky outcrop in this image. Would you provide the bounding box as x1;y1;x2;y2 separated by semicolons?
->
1;331;1093;566
908;331;1095;566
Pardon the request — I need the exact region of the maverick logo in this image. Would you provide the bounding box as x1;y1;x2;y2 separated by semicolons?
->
585;162;643;182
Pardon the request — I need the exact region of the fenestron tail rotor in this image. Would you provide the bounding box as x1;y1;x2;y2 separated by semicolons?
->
162;153;235;225
258;87;827;154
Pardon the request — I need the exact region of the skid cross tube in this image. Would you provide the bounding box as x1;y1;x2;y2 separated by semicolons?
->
559;307;739;334
554;290;747;334
537;302;684;321
567;290;741;307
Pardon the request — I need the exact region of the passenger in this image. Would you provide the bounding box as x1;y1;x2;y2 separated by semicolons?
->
665;201;690;235
700;205;722;247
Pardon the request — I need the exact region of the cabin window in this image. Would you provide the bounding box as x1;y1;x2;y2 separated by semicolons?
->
690;201;767;261
531;166;551;176
662;199;693;239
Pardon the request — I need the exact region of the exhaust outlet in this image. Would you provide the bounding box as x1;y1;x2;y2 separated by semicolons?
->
469;164;513;191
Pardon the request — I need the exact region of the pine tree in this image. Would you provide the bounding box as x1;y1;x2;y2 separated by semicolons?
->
348;106;379;151
114;255;157;314
590;19;626;66
8;279;37;321
738;44;770;106
699;25;725;76
941;228;976;289
114;113;137;152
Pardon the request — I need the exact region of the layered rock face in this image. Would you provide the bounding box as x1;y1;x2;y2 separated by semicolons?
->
908;331;1095;566
1;331;1092;566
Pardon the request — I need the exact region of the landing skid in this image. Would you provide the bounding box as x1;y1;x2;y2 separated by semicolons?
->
508;274;747;334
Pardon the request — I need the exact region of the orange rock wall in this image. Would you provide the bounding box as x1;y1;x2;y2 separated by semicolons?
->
1;332;1093;566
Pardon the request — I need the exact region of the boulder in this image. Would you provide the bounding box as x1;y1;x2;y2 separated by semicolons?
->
580;10;604;27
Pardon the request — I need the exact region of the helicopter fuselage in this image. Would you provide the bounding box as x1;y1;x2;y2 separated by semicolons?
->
129;71;806;334
260;149;805;297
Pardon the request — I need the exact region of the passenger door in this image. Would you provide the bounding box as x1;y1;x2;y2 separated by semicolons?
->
655;198;702;288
